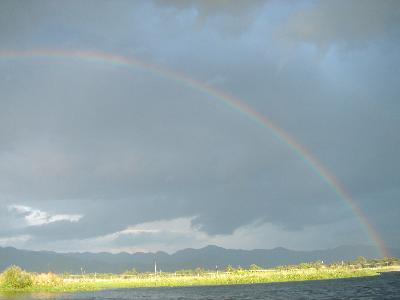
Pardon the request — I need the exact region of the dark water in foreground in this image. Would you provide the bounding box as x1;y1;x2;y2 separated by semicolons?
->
1;272;399;300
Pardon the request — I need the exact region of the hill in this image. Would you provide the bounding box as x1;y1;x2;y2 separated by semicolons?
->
0;245;398;273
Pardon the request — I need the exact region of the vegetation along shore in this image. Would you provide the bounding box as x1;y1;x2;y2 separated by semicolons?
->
0;257;399;293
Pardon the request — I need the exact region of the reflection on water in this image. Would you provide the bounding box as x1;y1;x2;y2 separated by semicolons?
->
0;293;56;300
1;272;399;300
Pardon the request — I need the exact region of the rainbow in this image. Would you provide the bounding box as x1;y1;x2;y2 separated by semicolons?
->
0;49;389;257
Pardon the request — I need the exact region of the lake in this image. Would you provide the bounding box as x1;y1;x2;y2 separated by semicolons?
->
1;272;399;299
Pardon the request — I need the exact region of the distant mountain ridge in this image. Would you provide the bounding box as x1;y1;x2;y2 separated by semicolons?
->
0;245;398;273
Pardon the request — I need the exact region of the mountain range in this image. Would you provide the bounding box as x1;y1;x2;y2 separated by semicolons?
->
0;245;398;273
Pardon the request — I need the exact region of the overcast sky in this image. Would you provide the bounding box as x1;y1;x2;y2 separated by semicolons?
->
0;0;399;254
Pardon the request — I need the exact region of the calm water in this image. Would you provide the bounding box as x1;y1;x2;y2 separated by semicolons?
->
1;272;399;300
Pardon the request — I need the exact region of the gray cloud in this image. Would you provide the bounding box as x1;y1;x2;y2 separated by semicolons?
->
154;0;267;16
152;0;272;35
112;230;192;248
282;0;400;50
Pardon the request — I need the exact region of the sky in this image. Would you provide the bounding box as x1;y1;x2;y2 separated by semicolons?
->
0;0;399;254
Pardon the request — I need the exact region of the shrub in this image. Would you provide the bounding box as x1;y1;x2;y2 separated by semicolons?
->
225;265;235;272
249;264;262;271
194;267;206;275
1;265;33;289
123;268;138;276
33;272;62;287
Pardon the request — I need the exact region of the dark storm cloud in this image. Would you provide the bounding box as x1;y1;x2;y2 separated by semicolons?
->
0;0;399;251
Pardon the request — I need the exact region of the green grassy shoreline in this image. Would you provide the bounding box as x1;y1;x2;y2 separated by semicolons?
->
0;270;380;293
1;258;399;293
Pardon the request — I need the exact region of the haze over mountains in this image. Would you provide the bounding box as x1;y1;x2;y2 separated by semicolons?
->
1;245;398;273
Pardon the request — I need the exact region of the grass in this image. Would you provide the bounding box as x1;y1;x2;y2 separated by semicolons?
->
0;261;398;293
